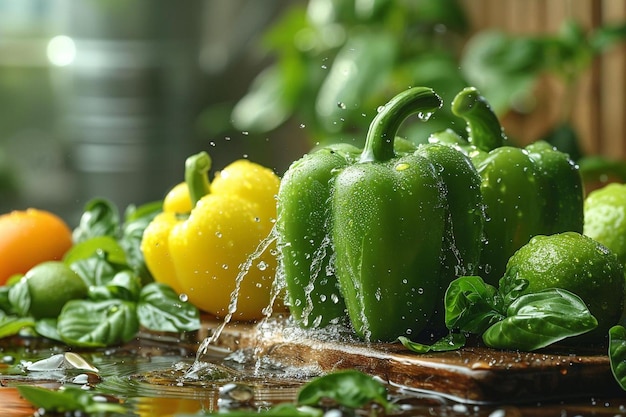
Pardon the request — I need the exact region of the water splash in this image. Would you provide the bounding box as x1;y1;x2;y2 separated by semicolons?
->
194;228;280;361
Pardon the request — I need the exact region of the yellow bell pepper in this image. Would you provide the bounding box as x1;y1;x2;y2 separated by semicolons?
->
141;151;280;321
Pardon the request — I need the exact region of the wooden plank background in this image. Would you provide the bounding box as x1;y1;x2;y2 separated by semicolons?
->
459;0;626;159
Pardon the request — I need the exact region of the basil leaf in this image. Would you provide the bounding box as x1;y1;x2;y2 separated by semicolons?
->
444;275;503;333
0;286;12;314
8;278;31;317
297;370;393;412
482;288;598;351
0;314;34;338
609;325;626;391
496;266;528;310
137;283;200;332
57;299;139;348
88;270;142;302
34;318;62;342
121;201;161;284
73;198;121;243
63;236;127;266
17;385;126;414
69;252;127;287
398;332;466;353
108;271;142;301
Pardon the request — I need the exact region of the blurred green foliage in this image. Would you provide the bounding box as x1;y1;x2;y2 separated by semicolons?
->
231;0;470;147
232;0;626;159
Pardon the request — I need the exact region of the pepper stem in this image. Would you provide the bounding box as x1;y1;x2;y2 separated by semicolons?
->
451;87;507;152
360;87;442;163
185;151;212;208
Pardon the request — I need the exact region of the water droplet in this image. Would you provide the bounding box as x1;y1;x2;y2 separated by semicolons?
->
257;261;268;271
179;293;189;302
417;111;434;121
337;102;346;109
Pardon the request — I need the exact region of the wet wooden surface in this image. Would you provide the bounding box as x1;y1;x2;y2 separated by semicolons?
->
200;317;623;405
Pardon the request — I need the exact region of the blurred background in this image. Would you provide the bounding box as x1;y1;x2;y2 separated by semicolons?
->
0;0;624;225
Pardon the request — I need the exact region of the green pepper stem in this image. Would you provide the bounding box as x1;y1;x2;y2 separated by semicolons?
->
360;87;442;163
451;86;506;152
185;151;212;208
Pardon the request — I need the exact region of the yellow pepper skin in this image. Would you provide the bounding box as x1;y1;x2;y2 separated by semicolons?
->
141;152;280;321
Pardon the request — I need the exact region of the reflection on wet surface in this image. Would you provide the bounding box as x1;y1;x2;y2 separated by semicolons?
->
1;327;626;416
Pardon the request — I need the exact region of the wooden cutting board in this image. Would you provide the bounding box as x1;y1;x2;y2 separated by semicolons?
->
196;317;623;404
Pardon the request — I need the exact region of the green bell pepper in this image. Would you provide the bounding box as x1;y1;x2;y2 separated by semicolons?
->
431;87;584;285
277;87;485;341
275;133;417;329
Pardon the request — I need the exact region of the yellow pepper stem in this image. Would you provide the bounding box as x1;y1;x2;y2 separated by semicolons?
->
185;151;212;208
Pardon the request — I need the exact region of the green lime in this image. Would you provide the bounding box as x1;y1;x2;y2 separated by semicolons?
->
584;182;626;267
506;232;625;342
25;261;88;319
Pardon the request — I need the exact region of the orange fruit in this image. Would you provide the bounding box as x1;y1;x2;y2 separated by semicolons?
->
0;208;73;285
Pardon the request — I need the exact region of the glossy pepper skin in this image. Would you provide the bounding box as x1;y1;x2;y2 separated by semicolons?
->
278;87;485;342
276;145;356;328
141;152;280;321
276;138;421;328
432;87;584;285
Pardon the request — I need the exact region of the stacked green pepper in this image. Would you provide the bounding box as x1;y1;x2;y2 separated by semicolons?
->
430;87;584;284
276;87;484;341
277;86;583;342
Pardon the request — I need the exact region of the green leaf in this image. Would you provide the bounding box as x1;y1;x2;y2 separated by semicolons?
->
590;22;626;53
444;275;503;333
0;286;13;314
69;251;127;287
496;266;529;310
137;283;200;332
121;201;161;284
16;385;126;414
57;299;139;348
8;277;31;317
297;370;393;412
108;271;142;301
231;66;294;133
482;288;598;351
0;314;34;338
87;270;141;302
460;30;541;113
398;332;466;353
72;198;121;243
609;325;626;391
63;236;127;266
34;318;62;342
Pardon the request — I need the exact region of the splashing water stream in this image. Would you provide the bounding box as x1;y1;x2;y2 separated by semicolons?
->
193;228;281;362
